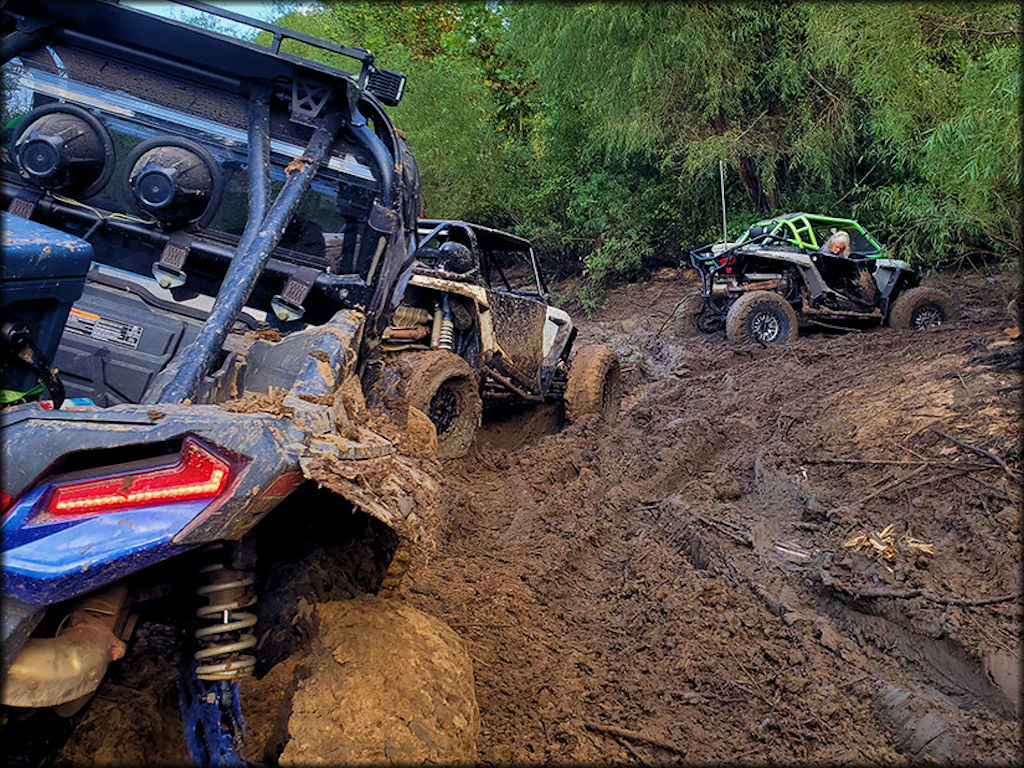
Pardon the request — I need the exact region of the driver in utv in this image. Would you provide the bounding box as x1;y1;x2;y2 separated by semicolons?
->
820;230;851;257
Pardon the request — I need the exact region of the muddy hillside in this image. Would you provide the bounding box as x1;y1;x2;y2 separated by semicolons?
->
55;268;1021;765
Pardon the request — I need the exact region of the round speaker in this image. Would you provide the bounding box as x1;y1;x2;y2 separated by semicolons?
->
125;137;221;227
13;104;115;197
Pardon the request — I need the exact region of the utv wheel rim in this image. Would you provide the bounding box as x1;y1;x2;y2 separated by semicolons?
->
750;310;781;343
429;382;460;435
910;304;945;330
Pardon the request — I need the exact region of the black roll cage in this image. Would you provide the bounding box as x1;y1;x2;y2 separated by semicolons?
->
416;219;549;299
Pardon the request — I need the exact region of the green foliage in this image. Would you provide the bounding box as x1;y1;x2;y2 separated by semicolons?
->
807;2;1021;261
265;1;1020;292
266;3;513;222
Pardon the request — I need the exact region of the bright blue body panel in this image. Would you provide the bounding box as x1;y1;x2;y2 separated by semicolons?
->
0;215;93;393
1;403;309;610
2;489;207;604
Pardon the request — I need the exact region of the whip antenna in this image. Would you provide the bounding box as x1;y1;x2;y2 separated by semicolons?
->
719;160;728;242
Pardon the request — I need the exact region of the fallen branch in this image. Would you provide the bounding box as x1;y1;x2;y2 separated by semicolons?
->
930;427;1021;485
961;472;1016;503
831;584;1021;607
894;469;965;496
584;723;687;757
852;464;927;505
807;457;993;470
902;418;945;443
613;735;650;765
655;294;698;337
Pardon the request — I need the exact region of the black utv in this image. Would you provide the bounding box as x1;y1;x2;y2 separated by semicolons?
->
1;0;434;762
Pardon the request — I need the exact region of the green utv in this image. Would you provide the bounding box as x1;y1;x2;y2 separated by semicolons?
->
690;213;958;345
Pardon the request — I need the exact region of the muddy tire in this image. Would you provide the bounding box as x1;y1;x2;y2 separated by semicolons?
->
887;286;958;331
279;597;479;766
726;290;799;345
394;351;481;459
564;344;621;424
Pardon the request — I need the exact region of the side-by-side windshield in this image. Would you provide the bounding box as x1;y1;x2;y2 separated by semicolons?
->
485;248;542;294
2;61;379;266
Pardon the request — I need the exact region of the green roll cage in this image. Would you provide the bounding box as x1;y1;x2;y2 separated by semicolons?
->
735;213;885;256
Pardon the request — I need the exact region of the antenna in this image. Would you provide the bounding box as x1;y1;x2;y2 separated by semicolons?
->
719;160;728;242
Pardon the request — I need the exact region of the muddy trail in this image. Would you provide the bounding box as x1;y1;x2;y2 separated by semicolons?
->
387;269;1021;765
52;269;1021;765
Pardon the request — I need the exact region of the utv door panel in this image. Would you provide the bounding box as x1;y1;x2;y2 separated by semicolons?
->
485;289;547;391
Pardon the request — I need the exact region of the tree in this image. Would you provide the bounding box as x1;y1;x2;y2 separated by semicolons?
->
262;1;1020;288
266;2;514;222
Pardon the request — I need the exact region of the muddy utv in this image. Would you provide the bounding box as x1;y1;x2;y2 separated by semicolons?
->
365;219;621;458
690;213;958;345
0;0;455;763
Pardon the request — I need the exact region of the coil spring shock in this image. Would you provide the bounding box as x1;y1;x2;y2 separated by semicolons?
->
438;294;454;350
194;562;257;681
438;315;454;351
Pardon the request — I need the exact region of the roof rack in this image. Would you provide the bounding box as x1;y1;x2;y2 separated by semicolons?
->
159;1;371;76
115;0;407;105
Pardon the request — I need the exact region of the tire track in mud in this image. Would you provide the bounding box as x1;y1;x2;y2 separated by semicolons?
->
402;367;890;763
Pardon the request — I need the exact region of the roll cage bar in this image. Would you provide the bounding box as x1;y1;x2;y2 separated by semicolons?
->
734;213;884;254
2;0;416;404
416;219;549;298
2;0;406;107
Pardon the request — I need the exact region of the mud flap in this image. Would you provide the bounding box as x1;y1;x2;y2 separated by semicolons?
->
297;436;441;545
178;663;247;767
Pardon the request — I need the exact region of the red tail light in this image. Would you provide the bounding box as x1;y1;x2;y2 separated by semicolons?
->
45;439;231;517
1;489;12;514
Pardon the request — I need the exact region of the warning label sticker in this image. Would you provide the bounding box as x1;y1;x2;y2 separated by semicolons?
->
66;308;144;349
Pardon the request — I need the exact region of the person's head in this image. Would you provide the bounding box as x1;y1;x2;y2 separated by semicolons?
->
827;230;851;255
438;240;475;274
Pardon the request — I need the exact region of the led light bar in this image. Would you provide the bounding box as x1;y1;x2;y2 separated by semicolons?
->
45;439;230;517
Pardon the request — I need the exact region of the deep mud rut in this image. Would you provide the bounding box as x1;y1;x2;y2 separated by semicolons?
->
54;269;1021;765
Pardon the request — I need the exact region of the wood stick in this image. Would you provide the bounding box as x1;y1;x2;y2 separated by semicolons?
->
895;469;964;496
961;472;1016;503
655;295;698;337
956;371;972;395
584;723;687;757
930;427;1021;484
613;735;650;765
903;418;944;443
806;457;992;470
852;464;927;505
831;584;1021;607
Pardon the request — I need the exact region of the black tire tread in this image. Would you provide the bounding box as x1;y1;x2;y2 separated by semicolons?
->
725;291;799;345
887;286;959;330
